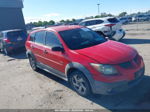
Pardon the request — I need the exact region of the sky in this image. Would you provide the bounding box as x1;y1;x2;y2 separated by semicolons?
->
23;0;150;23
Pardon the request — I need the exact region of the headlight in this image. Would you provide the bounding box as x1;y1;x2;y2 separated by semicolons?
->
90;63;118;76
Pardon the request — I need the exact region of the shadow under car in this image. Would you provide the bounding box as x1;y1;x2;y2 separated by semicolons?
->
36;69;150;111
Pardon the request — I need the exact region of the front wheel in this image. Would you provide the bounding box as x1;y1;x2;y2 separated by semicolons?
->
69;70;92;97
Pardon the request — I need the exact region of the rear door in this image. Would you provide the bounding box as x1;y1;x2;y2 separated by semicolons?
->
31;31;46;64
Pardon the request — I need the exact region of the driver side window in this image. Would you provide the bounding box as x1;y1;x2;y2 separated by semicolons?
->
45;32;62;47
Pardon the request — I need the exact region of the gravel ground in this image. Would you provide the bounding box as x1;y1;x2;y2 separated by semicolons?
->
0;23;150;111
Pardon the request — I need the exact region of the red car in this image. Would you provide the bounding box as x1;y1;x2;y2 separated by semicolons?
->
26;25;145;96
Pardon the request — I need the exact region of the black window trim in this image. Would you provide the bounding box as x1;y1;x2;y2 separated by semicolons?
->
84;19;104;26
30;32;36;42
45;31;63;49
34;30;46;45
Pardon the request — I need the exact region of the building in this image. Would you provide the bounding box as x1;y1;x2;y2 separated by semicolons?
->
0;0;26;31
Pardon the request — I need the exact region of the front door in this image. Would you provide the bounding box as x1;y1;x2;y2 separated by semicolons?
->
43;31;69;73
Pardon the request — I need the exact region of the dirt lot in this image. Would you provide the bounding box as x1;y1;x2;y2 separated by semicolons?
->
0;22;150;110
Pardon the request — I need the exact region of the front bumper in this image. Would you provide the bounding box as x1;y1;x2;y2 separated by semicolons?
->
91;67;145;95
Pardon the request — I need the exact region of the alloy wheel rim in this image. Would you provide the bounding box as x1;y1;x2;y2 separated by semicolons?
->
72;74;87;95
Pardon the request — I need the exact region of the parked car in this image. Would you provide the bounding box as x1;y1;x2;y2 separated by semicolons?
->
0;29;27;55
79;17;126;41
147;15;150;21
26;25;145;97
32;27;45;31
132;15;149;22
119;16;132;24
119;17;129;24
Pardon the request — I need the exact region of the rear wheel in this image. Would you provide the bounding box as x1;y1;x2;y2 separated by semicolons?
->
0;47;2;53
29;55;39;71
69;70;92;97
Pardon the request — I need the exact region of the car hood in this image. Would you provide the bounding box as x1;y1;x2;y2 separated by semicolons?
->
75;40;137;64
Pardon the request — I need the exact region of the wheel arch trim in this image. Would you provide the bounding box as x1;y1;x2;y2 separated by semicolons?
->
65;62;95;91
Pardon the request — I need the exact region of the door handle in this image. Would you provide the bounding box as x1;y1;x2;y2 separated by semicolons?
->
43;50;48;54
31;45;34;49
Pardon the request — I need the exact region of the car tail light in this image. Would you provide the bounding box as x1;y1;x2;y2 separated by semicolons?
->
3;38;11;44
105;24;115;27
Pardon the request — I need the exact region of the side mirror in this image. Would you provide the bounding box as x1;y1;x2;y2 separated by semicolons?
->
52;46;64;52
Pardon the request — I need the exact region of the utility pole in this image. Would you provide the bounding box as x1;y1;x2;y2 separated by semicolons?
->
97;3;100;16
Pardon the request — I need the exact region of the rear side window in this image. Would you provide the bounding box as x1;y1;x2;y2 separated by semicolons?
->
30;33;36;42
96;20;104;24
85;20;104;26
34;31;46;44
45;32;61;47
107;18;119;23
85;20;96;26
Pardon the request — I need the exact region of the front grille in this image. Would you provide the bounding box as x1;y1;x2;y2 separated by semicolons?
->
119;61;132;68
119;55;140;69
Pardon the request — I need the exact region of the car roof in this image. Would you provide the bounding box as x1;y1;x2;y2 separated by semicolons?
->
81;17;116;23
1;29;23;33
46;25;83;32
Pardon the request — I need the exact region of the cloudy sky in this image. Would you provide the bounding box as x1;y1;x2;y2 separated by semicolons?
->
23;0;150;23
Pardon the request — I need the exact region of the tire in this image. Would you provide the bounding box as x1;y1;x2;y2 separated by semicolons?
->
118;32;126;41
0;48;2;53
69;70;92;97
28;55;39;71
3;47;10;55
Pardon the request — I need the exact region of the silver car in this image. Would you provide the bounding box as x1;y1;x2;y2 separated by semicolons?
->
79;17;126;41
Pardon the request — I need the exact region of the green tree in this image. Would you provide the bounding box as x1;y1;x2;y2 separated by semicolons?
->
101;13;108;17
66;19;71;24
48;20;55;25
72;18;76;22
107;13;113;17
60;20;65;23
95;15;101;18
43;21;48;26
118;12;127;17
33;22;38;27
37;21;43;26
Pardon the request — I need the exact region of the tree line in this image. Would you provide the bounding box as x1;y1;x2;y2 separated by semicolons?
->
30;10;150;27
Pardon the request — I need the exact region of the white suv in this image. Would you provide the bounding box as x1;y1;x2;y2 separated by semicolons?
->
79;17;125;41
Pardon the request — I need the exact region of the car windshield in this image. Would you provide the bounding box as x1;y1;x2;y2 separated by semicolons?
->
59;28;107;50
